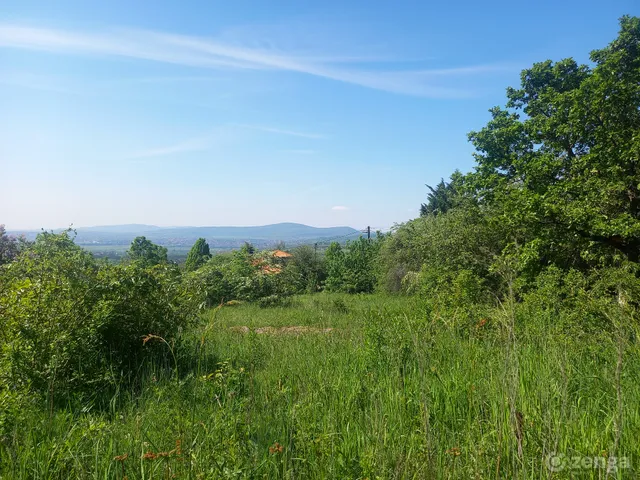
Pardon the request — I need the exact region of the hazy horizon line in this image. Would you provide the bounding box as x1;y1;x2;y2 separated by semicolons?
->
5;221;362;232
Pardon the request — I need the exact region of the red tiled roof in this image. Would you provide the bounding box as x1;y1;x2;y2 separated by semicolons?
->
261;265;282;274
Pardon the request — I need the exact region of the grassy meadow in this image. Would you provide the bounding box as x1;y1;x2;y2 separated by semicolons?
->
4;20;640;477
2;293;637;479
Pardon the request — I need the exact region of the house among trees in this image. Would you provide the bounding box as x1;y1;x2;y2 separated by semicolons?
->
250;249;292;274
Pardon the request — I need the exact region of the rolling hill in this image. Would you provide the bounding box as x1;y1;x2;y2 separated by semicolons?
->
8;223;362;248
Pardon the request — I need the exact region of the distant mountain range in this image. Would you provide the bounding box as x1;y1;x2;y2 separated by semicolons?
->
8;223;362;248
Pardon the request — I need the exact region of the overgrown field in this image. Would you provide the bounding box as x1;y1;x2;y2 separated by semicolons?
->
2;293;637;479
3;16;640;479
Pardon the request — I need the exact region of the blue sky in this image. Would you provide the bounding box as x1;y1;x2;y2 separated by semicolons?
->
0;0;636;230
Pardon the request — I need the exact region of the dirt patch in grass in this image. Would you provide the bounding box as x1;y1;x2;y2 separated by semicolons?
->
229;326;334;335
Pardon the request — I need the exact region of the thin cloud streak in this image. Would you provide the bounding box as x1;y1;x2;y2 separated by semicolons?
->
0;24;513;97
125;137;210;159
103;75;227;86
236;124;325;139
124;124;321;159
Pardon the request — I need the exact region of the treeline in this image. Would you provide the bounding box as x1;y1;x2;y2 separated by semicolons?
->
382;16;640;299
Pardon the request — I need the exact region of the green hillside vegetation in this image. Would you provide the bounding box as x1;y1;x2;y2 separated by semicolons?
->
1;16;640;478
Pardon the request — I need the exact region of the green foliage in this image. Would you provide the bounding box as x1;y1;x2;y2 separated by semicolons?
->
467;16;640;269
180;248;296;310
419;171;463;217
2;292;638;478
0;230;189;404
180;257;233;310
280;245;326;293
419;265;491;330
257;294;293;308
184;237;211;271
384;16;640;298
325;237;380;293
379;205;506;292
127;236;168;267
241;241;256;255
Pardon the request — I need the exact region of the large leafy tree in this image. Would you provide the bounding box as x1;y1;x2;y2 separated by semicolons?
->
467;16;640;268
185;238;211;271
127;236;168;267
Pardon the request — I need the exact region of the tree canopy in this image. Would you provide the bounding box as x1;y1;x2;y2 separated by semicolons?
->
185;238;211;271
420;173;463;217
463;15;640;269
127;236;168;267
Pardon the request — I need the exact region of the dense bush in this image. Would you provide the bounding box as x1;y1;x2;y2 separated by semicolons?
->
279;245;326;293
325;237;380;293
378;205;506;293
179;247;298;310
0;231;190;404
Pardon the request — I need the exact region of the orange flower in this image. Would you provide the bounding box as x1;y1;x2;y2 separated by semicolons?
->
142;440;183;461
269;442;284;454
446;447;461;457
476;318;488;328
142;451;157;460
113;453;129;462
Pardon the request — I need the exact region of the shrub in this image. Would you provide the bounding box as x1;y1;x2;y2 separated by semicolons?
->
258;294;293;308
280;245;326;294
377;206;506;294
325;238;380;294
331;298;349;313
180;262;231;311
0;231;190;403
416;265;492;330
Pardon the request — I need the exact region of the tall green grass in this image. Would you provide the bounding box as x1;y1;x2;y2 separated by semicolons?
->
1;293;637;478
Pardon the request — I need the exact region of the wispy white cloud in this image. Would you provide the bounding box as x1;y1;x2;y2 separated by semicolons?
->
103;75;227;86
0;24;513;97
332;206;349;211
236;124;325;139
124;124;324;159
125;136;211;159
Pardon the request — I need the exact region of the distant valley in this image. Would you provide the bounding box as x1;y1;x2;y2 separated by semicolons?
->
8;223;363;260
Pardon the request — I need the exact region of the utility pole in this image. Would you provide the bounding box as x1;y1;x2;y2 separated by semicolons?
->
367;226;371;242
